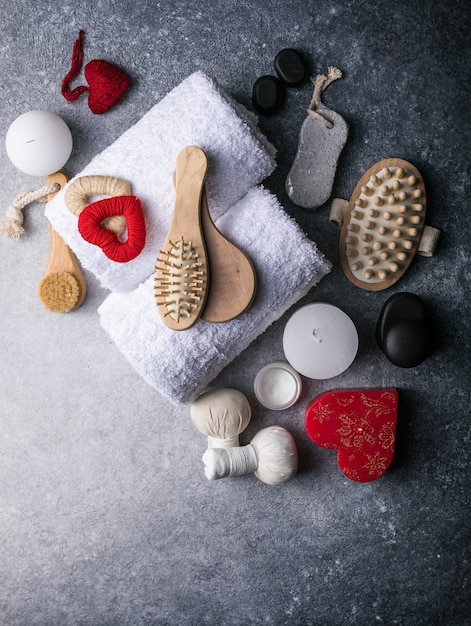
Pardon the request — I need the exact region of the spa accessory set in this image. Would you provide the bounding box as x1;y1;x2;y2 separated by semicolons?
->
1;40;441;486
1;110;87;313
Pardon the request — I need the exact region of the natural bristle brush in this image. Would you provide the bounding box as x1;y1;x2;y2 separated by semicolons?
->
154;146;209;331
332;158;440;291
38;173;87;312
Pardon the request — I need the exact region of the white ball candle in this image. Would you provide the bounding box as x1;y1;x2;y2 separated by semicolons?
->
5;111;73;177
283;303;358;379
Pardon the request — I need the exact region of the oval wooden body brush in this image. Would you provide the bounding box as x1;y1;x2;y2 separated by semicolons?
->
339;158;428;291
38;172;87;312
154;146;209;331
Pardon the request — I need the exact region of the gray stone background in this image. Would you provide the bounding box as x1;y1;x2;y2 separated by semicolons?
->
0;1;469;624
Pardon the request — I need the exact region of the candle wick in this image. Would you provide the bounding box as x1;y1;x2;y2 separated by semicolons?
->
312;329;322;343
26;139;35;143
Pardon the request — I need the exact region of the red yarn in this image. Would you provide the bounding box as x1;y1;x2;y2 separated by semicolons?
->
61;30;89;103
61;30;131;114
78;196;146;263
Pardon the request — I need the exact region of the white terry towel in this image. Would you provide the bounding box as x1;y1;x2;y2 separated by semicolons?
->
98;187;331;403
45;71;277;292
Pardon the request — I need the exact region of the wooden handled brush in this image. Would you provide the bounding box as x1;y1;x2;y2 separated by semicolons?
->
38;172;87;312
154;146;209;330
199;186;256;323
169;171;257;324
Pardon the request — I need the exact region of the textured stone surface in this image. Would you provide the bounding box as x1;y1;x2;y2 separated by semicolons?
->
0;1;469;624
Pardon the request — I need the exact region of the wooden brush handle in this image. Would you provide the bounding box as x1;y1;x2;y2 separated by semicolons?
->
43;173;87;308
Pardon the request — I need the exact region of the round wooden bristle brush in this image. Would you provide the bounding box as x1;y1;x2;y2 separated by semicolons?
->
38;172;87;312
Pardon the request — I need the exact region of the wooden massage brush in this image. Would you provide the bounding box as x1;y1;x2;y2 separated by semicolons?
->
38;173;87;312
170;172;256;324
336;158;439;291
154;146;209;330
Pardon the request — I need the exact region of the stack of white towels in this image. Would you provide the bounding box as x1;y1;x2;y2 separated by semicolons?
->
46;71;331;403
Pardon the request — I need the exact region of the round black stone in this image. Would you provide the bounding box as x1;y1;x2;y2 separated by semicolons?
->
274;48;309;87
252;75;283;115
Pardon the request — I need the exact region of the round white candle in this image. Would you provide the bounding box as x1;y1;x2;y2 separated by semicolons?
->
283;303;358;379
5;110;73;177
254;361;302;410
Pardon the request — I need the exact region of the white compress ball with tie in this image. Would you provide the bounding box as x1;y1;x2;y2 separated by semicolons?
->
203;425;298;486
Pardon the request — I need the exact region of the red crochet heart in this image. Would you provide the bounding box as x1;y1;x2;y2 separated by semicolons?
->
305;389;398;483
84;60;131;114
61;30;130;114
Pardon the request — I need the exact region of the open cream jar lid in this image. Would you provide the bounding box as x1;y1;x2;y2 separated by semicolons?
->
254;361;302;410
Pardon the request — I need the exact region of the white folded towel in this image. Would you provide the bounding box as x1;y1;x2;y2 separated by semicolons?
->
45;71;277;292
98;187;331;403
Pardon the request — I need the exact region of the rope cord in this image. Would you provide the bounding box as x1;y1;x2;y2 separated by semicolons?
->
307;66;343;129
0;183;60;240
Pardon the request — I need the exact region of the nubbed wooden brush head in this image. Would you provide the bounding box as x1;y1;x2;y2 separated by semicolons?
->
340;158;427;291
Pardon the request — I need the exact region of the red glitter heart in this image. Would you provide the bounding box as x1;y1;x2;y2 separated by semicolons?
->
305;389;398;483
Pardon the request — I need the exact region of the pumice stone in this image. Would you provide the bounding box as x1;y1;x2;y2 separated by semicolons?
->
376;292;432;367
274;48;309;87
252;75;283;115
286;108;348;209
285;65;346;210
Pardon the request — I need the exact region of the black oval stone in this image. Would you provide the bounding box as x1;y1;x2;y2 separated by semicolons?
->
252;75;283;115
274;48;309;87
376;292;432;368
383;319;431;368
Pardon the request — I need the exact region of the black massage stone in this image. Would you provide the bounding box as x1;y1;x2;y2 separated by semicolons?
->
252;75;283;114
376;292;432;368
274;48;309;87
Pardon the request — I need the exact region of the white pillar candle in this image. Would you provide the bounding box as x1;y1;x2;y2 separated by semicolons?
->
5;110;73;177
283;303;358;379
254;361;302;410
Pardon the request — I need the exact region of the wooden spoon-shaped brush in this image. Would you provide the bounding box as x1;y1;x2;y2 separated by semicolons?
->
38;172;87;313
170;171;256;323
197;186;256;323
154;146;209;331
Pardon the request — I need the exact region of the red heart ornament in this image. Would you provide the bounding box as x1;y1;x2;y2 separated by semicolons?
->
84;60;131;114
305;389;398;483
78;196;146;263
61;30;131;114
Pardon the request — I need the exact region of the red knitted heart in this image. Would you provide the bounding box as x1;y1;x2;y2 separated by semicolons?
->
61;30;130;114
84;60;131;114
305;389;398;483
